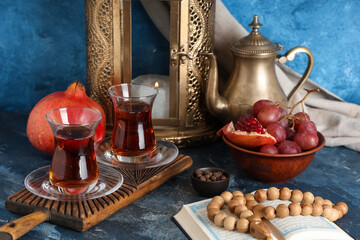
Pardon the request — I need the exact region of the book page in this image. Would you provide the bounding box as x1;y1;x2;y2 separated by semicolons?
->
262;199;353;240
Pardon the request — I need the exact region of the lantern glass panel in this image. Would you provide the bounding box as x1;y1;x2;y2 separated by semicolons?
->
127;1;175;123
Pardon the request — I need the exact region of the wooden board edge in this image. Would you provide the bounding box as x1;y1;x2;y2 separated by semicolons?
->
81;155;193;231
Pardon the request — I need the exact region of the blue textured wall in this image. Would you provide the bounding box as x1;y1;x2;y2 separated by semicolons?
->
0;1;86;112
0;0;359;113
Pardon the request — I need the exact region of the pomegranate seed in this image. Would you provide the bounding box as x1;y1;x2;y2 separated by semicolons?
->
234;115;266;134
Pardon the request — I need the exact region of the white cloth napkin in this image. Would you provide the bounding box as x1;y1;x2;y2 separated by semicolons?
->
142;0;360;151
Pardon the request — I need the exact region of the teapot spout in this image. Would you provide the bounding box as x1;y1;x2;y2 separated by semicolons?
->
203;53;228;119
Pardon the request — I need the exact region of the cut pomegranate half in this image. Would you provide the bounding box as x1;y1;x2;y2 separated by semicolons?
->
217;121;276;149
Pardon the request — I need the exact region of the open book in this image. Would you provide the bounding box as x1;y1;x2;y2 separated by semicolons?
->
173;198;353;240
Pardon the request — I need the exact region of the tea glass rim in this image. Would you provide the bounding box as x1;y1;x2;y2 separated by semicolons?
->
108;83;158;100
45;106;102;127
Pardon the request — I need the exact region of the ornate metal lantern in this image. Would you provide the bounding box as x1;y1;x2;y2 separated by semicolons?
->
85;0;218;148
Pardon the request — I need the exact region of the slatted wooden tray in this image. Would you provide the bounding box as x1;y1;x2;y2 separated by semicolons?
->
3;154;192;234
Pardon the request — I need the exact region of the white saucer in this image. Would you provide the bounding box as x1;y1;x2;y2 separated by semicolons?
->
24;164;123;201
95;138;179;169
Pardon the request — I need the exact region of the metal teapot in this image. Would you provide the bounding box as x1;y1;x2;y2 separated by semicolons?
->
205;15;313;123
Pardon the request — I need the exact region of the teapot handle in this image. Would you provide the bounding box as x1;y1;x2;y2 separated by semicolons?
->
277;46;314;101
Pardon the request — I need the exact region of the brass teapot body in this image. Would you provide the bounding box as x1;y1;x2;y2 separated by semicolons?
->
206;15;313;123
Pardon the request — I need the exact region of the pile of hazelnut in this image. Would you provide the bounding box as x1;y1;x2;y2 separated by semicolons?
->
194;169;227;182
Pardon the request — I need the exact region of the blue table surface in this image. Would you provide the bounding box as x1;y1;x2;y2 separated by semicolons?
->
0;112;359;240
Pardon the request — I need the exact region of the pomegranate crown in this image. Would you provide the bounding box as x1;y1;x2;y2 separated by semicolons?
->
66;81;87;97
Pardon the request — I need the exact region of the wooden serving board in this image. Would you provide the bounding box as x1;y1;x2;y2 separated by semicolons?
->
1;154;192;239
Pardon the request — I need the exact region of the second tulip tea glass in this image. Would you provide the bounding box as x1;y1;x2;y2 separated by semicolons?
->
108;84;158;163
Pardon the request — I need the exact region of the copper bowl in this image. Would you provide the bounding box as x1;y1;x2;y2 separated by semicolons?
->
223;132;325;183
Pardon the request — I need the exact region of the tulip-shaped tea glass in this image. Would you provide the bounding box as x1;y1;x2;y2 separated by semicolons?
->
46;107;102;194
108;83;158;163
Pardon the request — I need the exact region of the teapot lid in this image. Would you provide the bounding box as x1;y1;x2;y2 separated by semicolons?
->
231;15;283;55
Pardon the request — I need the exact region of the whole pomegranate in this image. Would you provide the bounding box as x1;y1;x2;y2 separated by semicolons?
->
26;81;106;155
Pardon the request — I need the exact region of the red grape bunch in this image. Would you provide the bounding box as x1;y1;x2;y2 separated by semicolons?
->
249;89;320;154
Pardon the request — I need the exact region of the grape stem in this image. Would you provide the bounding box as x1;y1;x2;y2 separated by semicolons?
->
279;88;320;128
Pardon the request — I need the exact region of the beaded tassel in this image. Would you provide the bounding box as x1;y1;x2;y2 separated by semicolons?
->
207;187;348;240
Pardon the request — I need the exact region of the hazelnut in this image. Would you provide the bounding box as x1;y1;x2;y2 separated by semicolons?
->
213;171;221;177
213;171;222;179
